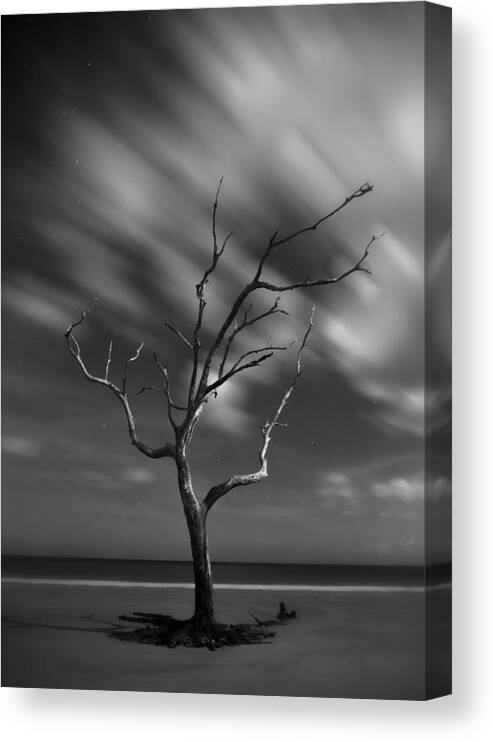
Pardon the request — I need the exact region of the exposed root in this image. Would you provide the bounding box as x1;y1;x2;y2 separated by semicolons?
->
109;603;297;650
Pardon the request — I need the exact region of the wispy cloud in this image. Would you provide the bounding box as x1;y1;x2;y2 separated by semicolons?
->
2;436;42;458
372;476;424;503
3;282;71;332
317;471;358;516
121;466;156;485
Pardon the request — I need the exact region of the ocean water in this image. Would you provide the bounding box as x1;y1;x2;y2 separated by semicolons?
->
1;556;450;591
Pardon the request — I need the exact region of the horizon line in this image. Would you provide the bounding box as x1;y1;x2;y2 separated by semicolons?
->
1;554;451;569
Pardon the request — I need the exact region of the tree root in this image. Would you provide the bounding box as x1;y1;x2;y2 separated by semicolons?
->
109;603;297;650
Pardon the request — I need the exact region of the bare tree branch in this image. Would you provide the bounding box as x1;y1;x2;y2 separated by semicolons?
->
203;351;275;399
132;382;187;413
229;341;294;374
195;184;374;400
212;176;223;258
218;296;289;379
104;339;113;381
195;284;256;400
204;338;293;402
64;312;175;460
202;308;315;513
211;177;234;261
163;319;193;350
220;230;234;254
129;355;187;418
122;342;144;395
253;182;374;279
152;352;187;428
187;176;233;406
273;183;373;248
66;185;376;485
132;385;164;396
255;233;384;293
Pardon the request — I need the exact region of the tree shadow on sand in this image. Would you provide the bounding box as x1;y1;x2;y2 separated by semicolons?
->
111;602;297;651
2;615;124;633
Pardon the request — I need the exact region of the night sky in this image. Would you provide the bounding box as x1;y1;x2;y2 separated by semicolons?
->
2;4;451;565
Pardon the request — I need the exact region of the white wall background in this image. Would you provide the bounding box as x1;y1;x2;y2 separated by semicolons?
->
1;0;491;739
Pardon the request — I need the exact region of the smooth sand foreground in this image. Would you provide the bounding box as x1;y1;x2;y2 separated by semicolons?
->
2;582;443;699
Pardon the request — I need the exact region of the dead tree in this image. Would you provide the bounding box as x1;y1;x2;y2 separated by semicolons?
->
65;180;379;641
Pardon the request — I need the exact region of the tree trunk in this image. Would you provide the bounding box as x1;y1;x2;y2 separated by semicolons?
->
184;504;216;635
176;444;216;637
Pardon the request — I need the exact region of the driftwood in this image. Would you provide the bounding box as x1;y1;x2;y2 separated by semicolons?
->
277;601;297;621
249;603;297;627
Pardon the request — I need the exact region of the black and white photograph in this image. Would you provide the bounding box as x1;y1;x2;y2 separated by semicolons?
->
2;2;451;700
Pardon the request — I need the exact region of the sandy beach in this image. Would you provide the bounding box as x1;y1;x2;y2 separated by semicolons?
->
1;581;450;699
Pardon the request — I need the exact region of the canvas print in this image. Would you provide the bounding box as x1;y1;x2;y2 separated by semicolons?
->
1;3;451;699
